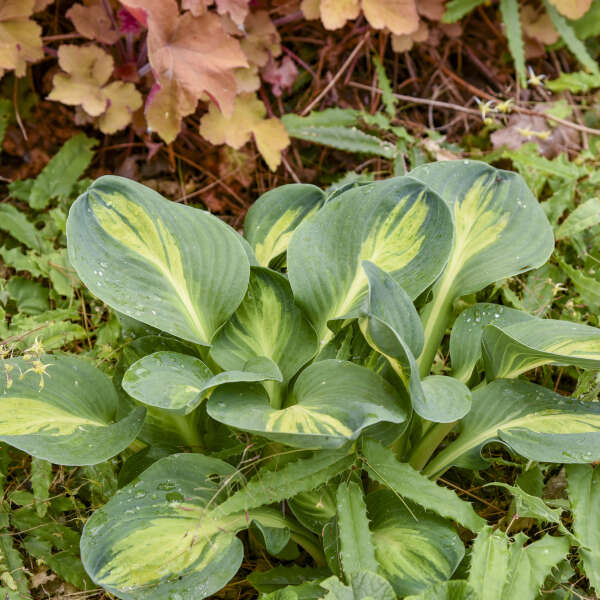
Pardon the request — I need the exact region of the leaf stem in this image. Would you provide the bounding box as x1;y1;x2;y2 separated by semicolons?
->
408;421;457;472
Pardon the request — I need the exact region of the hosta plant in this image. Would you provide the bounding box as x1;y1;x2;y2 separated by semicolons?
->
2;161;600;600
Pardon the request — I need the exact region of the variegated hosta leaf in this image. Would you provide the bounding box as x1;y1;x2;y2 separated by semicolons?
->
368;489;465;597
114;336;205;448
482;318;600;379
207;359;407;448
67;176;250;346
0;355;144;466
409;160;554;299
288;481;338;533
450;303;535;382
81;453;244;600
360;262;469;422
409;161;553;372
320;572;396;600
424;379;600;479
420;376;472;423
210;267;317;384
243;183;326;266
566;464;600;594
405;581;477;600
122;351;282;415
287;176;453;343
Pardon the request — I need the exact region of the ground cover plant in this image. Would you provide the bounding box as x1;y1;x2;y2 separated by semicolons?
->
1;159;600;599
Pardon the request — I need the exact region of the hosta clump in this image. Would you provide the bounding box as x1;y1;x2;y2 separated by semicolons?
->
1;161;600;600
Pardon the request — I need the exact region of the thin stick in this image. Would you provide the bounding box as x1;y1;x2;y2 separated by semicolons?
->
301;34;369;116
348;81;481;116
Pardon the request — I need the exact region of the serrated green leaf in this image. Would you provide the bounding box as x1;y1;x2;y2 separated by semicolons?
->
546;71;600;93
0;204;46;252
566;464;600;594
31;457;52;517
336;482;378;578
499;0;526;85
28;133;97;210
556;198;600;239
405;581;477;600
543;0;600;75
372;56;396;119
320;572;396;600
361;440;485;532
442;0;487;22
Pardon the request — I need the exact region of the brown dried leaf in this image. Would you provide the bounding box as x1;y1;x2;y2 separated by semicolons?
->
199;92;289;170
391;20;429;52
215;0;250;25
0;0;43;77
241;10;281;67
48;45;113;116
182;0;212;16
125;0;247;117
67;1;121;44
145;79;197;143
300;0;321;19
362;0;419;34
547;0;591;19
521;5;559;45
417;0;445;20
235;65;261;93
98;80;143;133
318;0;360;29
33;0;53;11
262;55;298;96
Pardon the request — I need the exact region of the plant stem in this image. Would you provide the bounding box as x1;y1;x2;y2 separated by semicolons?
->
170;413;205;451
408;421;457;471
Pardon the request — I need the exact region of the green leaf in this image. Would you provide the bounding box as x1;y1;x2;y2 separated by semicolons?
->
442;0;487;22
425;379;600;478
244;184;325;267
81;453;245;600
320;572;396;600
557;256;600;310
546;71;600;93
250;520;297;559
336;482;378;578
468;527;569;600
482;318;600;379
6;277;49;315
282;111;397;158
420;376;472;423
368;489;465;596
288;176;453;343
468;527;509;600
0;204;46;252
566;464;600;594
556;198;600;239
0;354;145;465
288;482;338;533
0;98;10;148
211;268;317;384
372;56;396;119
31;457;52;517
215;450;354;518
248;565;330;594
450;303;535;382
0;523;30;598
410;161;553;373
29;133;97;209
123;351;282;415
67;175;250;346
405;581;477;600
207;359;407;449
499;0;526;86
544;1;600;75
361;440;485;532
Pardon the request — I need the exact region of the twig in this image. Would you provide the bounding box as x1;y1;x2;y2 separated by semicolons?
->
301;34;369;116
348;81;481;116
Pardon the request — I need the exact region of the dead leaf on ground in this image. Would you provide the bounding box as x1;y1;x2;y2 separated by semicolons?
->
262;56;298;96
0;0;44;77
199;92;289;170
241;10;282;68
392;20;429;52
67;1;121;44
521;5;559;45
547;0;592;20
